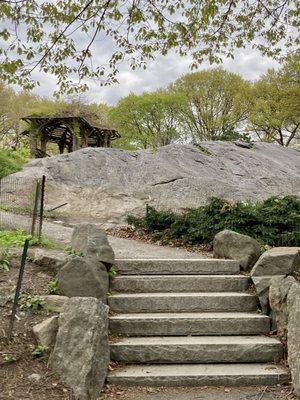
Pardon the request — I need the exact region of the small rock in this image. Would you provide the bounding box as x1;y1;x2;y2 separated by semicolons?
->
48;297;109;400
71;224;115;265
34;248;69;273
252;275;284;314
251;247;300;277
213;229;261;271
33;316;59;347
57;257;108;302
40;295;69;312
28;373;41;382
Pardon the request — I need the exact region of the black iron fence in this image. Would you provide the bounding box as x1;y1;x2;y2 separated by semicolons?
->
0;175;46;238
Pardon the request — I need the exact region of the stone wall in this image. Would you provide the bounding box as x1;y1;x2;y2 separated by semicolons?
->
32;224;114;400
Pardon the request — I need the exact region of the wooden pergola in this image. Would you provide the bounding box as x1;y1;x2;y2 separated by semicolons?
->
21;115;120;158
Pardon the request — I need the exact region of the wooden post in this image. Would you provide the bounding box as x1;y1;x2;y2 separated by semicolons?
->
58;141;65;154
40;134;47;157
30;130;38;158
72;134;78;152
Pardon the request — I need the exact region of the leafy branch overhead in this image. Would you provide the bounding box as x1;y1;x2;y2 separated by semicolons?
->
0;1;299;94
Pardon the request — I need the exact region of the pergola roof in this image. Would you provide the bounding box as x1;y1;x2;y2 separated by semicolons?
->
21;114;120;146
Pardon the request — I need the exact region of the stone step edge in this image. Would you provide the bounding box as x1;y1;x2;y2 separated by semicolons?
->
109;312;267;319
109;335;282;345
109;292;256;298
115;258;238;262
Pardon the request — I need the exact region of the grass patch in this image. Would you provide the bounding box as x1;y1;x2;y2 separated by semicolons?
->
127;196;300;247
0;229;62;250
0;204;33;216
0;147;30;178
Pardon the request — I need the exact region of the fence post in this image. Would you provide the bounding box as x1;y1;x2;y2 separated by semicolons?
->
38;175;46;241
31;180;40;236
7;239;30;339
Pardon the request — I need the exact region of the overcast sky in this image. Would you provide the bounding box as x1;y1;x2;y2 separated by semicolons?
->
32;47;280;106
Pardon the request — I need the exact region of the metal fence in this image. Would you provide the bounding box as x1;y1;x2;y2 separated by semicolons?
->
0;175;45;238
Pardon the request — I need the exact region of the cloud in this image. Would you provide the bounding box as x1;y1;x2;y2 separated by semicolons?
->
31;46;280;105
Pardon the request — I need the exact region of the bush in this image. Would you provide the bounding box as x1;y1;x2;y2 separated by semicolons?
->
126;196;300;247
0;147;30;178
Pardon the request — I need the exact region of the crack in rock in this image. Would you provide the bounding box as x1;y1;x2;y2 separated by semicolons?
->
152;177;185;186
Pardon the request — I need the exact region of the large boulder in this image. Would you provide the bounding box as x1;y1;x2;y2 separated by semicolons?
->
57;257;109;302
71;224;115;265
32;316;58;347
287;283;300;397
269;275;297;340
213;229;261;271
48;297;109;400
251;247;300;277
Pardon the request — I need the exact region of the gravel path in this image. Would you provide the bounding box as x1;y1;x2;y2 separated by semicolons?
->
0;211;205;259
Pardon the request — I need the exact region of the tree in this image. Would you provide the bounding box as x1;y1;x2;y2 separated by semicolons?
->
0;82;39;148
110;91;184;149
0;1;298;94
170;68;252;141
248;52;300;147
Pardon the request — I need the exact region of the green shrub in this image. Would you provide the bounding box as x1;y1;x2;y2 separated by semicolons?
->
126;196;300;247
0;147;30;178
32;345;49;359
19;293;45;313
47;279;60;295
0;247;12;271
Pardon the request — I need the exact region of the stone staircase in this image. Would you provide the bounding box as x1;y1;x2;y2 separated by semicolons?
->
107;259;289;386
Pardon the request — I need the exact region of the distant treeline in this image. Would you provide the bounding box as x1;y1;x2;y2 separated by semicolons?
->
0;51;299;161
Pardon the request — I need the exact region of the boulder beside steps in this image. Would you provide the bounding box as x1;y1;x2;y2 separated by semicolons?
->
108;258;289;387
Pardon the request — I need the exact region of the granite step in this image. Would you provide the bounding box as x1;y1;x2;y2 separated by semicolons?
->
109;312;270;336
115;259;240;275
107;363;289;387
111;275;250;293
108;292;258;313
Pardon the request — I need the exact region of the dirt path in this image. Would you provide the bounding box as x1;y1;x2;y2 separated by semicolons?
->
102;384;294;400
0;211;207;259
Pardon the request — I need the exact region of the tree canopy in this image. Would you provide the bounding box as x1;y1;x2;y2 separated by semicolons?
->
248;51;300;146
170;69;252;141
0;1;299;94
110;91;184;149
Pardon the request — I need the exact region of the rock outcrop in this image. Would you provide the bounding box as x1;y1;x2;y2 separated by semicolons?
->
48;297;109;400
213;229;261;271
10;142;300;225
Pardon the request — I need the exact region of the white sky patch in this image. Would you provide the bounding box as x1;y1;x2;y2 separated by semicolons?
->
27;47;280;105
